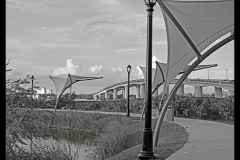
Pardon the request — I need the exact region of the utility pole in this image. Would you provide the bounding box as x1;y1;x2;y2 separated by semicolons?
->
225;69;229;80
207;69;210;80
29;75;36;110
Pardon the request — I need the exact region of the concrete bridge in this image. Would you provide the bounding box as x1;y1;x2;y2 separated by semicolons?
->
93;79;234;99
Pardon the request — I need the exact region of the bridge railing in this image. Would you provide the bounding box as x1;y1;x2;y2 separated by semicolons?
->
93;79;144;95
93;78;234;95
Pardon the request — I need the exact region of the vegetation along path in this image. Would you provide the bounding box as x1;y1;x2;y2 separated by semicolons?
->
31;108;188;160
51;109;234;160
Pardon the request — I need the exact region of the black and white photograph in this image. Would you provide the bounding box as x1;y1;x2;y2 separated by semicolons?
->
6;0;234;159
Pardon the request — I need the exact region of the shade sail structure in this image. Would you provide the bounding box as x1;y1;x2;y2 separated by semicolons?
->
157;0;234;94
139;61;217;92
49;74;103;111
139;62;166;92
49;76;68;99
153;0;234;148
139;61;217;121
152;62;166;91
138;66;159;88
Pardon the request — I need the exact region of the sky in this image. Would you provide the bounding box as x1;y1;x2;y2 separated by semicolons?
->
6;0;234;94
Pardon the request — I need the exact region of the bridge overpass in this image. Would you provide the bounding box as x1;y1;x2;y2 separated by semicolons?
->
93;78;234;99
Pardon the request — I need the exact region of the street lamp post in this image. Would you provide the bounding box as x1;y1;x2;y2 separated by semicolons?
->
29;75;36;110
122;88;124;99
207;69;210;80
127;65;132;117
225;69;229;80
138;0;157;159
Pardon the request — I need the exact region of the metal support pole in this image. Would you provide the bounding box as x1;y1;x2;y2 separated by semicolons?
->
153;34;234;147
69;74;72;99
70;85;72;98
31;78;33;110
138;2;157;159
225;69;229;80
127;72;130;116
54;98;58;112
208;69;210;80
122;88;124;99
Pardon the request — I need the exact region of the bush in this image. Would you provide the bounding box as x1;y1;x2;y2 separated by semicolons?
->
171;95;234;122
73;94;234;122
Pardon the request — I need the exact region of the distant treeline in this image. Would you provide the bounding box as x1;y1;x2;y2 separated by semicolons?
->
35;92;94;100
75;93;93;99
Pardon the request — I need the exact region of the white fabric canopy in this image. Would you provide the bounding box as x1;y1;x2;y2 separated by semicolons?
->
152;62;165;89
139;61;217;91
157;0;234;94
139;62;165;91
49;76;68;99
49;74;103;99
139;66;156;82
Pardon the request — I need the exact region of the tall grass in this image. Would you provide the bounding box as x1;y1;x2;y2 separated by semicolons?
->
6;109;188;160
88;116;130;160
107;121;188;160
6;108;105;160
6;107;78;160
8;139;79;160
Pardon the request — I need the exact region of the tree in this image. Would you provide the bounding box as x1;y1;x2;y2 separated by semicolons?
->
6;60;40;109
6;59;12;72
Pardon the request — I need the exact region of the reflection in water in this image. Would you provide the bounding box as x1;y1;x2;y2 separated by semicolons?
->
39;128;96;144
20;128;96;160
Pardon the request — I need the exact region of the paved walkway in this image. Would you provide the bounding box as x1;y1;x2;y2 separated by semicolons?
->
166;117;234;160
39;109;234;160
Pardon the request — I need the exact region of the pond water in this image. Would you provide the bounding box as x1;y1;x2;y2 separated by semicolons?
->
18;129;96;160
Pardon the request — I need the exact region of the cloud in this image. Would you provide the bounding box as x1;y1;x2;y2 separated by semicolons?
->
27;26;70;35
69;65;126;86
152;55;161;68
52;59;79;76
98;0;119;4
6;0;89;16
6;69;25;79
6;38;35;50
87;21;114;30
90;66;124;77
83;44;102;49
96;66;126;85
110;67;122;72
113;48;138;54
51;61;126;85
90;65;103;74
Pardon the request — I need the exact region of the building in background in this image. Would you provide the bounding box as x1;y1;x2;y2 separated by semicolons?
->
34;87;53;99
36;87;52;94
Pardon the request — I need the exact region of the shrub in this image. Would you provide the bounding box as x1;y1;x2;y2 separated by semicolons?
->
170;95;234;122
46;92;234;123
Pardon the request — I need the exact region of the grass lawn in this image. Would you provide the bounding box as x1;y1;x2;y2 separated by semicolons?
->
107;116;188;160
176;116;234;125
